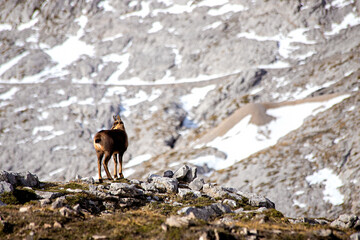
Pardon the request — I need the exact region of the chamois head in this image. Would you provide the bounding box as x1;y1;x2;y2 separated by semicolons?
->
111;115;125;130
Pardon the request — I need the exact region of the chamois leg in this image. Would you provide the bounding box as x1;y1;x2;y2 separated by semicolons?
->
113;154;118;179
96;151;104;183
103;153;113;180
118;152;124;179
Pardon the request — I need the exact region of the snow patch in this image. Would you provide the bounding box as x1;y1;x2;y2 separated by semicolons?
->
0;87;19;100
325;12;360;36
148;21;163;33
206;95;350;165
181;85;216;112
124;154;152;168
306;168;344;205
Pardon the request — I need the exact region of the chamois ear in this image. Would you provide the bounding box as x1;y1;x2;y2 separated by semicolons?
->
113;115;117;121
117;115;121;121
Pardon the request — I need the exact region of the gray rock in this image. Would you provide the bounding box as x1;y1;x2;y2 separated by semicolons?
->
109;183;144;197
173;165;190;180
152;176;178;193
163;170;174;178
0;181;14;194
51;196;66;209
177;203;232;221
223;199;237;208
39;198;51;207
331;214;359;228
183;167;197;183
35;191;65;199
189;178;205;191
350;232;360;240
238;191;275;209
59;206;78;217
165;213;196;227
0;171;39;188
148;174;161;183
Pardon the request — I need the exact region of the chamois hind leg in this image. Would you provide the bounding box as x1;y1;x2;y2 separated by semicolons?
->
103;152;113;180
118;152;124;179
96;151;104;183
113;154;118;179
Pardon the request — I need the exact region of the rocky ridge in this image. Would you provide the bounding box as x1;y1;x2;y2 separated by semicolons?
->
1;169;360;239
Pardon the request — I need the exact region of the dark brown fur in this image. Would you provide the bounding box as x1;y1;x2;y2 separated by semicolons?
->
94;115;128;182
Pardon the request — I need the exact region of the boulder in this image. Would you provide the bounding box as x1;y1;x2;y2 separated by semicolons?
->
109;183;144;197
237;191;275;209
178;203;232;221
331;214;359;228
189;178;205;191
0;171;39;188
173;165;190;180
148;176;178;193
0;181;14;194
163;170;174;178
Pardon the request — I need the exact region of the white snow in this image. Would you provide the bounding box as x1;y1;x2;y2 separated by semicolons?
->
0;23;12;31
52;145;77;151
49;96;78;108
104;53;131;84
104;86;127;97
237;28;315;59
33;130;65;143
102;33;124;42
206;94;350;166
124;154;152;168
326;0;354;9
32;125;54;135
207;4;247;16
148;89;162;102
45;15;94;69
304;153;316;162
0;51;29;77
121;1;150;19
78;97;94;105
98;1;116;12
197;0;229;7
49;167;66;177
202;21;222;31
187;155;230;171
306;168;344;205
325;12;360;36
0;87;19;100
293;199;307;208
148;21;163;34
17;15;39;31
180;85;216;112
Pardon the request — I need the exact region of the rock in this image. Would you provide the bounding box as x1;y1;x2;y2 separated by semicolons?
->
173;165;190;180
35;191;65;199
53;221;62;228
51;196;66;209
39;198;51;207
0;171;39;188
237;191;275;209
59;206;78;217
109;183;144;197
189;178;205;191
165;213;196;227
178;203;232;221
223;199;237;208
43;223;52;229
147;174;161;183
350;232;360;240
163;170;174;178
0;181;14;194
146;176;178;193
183;167;197;183
92;235;108;240
331;214;359;228
19;206;31;213
177;188;193;198
314;229;332;237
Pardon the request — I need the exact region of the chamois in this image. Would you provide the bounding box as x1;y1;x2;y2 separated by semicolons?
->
93;115;128;182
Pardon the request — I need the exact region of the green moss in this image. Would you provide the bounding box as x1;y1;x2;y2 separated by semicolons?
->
165;227;182;240
63;182;88;190
0;188;38;205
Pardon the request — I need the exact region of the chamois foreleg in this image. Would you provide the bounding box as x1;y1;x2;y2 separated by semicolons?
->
113;154;118;179
118;152;124;179
103;153;113;180
96;151;104;183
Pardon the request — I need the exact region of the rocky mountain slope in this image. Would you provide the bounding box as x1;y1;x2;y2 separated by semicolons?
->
0;0;359;219
1;170;360;239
